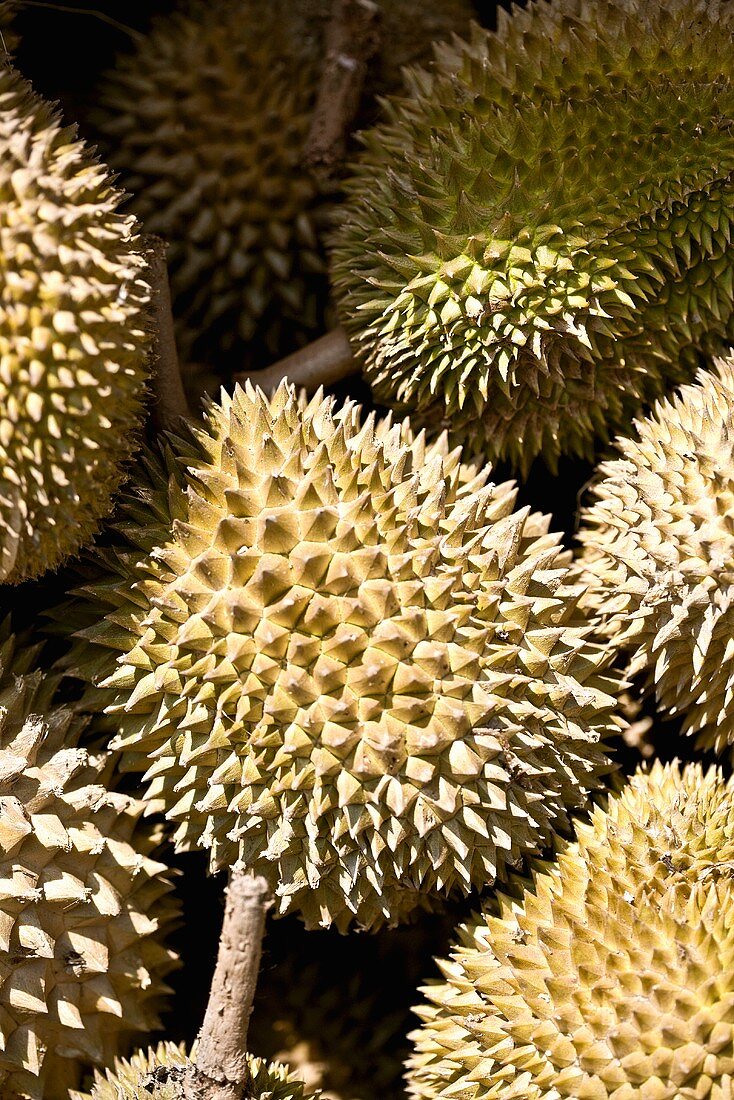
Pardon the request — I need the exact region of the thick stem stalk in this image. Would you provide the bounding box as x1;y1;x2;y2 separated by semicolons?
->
146;237;191;431
184;869;272;1100
234;328;357;395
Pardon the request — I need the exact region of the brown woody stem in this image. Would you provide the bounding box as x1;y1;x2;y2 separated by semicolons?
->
234;328;358;394
146;236;191;431
184;869;273;1100
303;0;381;175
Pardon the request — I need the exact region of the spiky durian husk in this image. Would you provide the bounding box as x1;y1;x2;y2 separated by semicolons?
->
331;0;734;474
0;629;178;1100
0;65;150;585
74;1042;321;1100
409;761;734;1099
576;355;734;758
60;382;620;931
93;0;474;372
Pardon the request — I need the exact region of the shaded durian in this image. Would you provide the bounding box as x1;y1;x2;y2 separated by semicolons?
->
74;1042;321;1100
0;628;178;1100
331;0;734;473
60;382;621;931
93;0;474;372
0;65;151;585
409;760;734;1099
577;355;734;759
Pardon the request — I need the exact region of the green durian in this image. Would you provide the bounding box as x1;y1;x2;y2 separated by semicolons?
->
0;64;151;585
93;0;474;372
0;627;178;1100
576;353;734;760
409;760;734;1099
74;1042;321;1100
58;383;621;931
331;0;734;473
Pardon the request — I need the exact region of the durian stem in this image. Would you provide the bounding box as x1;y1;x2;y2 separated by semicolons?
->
146;236;191;431
303;0;381;175
234;327;358;393
184;869;273;1100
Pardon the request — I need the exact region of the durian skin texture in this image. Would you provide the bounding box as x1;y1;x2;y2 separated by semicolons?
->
0;630;178;1100
409;761;734;1099
0;64;151;585
94;0;474;370
64;383;620;931
576;355;734;760
331;0;734;473
74;1042;321;1100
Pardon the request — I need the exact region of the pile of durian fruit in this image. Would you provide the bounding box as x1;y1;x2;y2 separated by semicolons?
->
2;0;734;1096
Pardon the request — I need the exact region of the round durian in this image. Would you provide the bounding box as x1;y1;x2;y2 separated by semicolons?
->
576;354;734;759
93;0;474;372
74;1042;321;1100
0;627;178;1100
409;760;734;1099
0;65;151;585
331;0;734;473
62;382;620;931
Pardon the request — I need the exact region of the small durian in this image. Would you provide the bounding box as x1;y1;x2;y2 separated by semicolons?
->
74;1042;321;1100
577;355;734;759
409;760;734;1099
93;0;474;371
61;383;620;931
0;66;151;585
0;628;178;1100
331;0;734;472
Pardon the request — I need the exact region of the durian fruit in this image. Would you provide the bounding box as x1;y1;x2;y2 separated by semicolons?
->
62;382;621;931
331;0;734;473
0;627;178;1100
74;1042;321;1100
0;65;151;585
93;0;474;372
577;355;734;759
409;760;734;1099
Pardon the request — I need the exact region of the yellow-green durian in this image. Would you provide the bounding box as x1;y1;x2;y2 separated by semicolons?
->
409;760;734;1099
577;354;734;759
331;0;734;473
0;628;178;1100
0;65;151;585
74;1042;321;1100
61;382;621;931
93;0;474;371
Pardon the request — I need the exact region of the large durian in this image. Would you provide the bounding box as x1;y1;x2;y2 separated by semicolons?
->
93;0;474;371
0;65;151;585
0;628;178;1100
74;1042;321;1100
409;760;734;1099
331;0;734;473
576;354;734;759
60;383;620;931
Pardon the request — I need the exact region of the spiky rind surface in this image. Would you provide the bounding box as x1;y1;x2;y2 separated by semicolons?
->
576;355;734;758
332;0;734;473
64;383;619;931
94;0;474;370
409;761;734;1099
0;630;178;1100
75;1041;321;1099
0;65;150;585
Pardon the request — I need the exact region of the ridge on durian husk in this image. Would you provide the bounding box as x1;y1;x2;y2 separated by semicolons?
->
331;0;734;473
93;0;474;374
73;1042;321;1100
56;382;621;931
576;353;734;760
0;64;151;585
409;760;734;1099
0;626;178;1100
